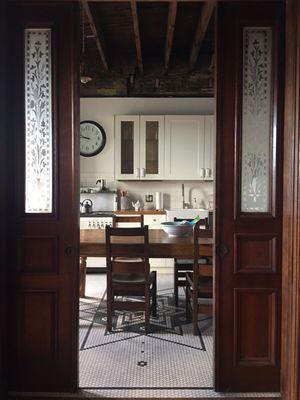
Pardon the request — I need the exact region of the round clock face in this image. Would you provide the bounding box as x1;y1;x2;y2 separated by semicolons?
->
80;121;106;157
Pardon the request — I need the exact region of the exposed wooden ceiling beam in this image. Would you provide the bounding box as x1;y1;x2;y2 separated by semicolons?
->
131;0;143;74
77;0;214;2
82;0;109;71
164;1;177;72
189;1;215;70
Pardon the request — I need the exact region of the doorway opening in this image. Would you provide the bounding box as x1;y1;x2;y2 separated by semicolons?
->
8;0;284;396
78;1;215;397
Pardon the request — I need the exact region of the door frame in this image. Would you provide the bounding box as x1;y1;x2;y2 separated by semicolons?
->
2;0;300;398
0;0;8;398
281;0;300;399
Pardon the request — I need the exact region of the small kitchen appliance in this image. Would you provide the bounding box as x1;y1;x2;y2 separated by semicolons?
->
80;199;93;214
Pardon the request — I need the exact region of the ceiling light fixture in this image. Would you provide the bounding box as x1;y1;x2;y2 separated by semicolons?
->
80;5;92;84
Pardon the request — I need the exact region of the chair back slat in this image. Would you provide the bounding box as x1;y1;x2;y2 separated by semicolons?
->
199;229;213;238
199;244;213;257
198;264;213;277
108;227;146;237
110;244;146;257
113;214;144;227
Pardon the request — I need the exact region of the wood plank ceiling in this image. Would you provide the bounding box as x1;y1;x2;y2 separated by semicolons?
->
81;1;215;97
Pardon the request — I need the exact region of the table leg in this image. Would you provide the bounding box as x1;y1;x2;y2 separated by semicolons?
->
79;256;87;298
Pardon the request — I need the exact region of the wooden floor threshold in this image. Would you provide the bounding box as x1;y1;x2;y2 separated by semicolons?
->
8;393;282;400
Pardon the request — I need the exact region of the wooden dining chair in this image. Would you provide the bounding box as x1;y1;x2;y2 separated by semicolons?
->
105;224;157;333
173;217;208;307
185;220;213;335
112;214;144;227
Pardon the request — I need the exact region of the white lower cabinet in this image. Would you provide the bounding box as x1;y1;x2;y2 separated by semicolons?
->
80;217;112;269
144;214;170;268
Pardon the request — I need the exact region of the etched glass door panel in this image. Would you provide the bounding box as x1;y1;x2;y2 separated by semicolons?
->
120;121;134;174
241;27;272;213
145;121;159;175
25;29;53;213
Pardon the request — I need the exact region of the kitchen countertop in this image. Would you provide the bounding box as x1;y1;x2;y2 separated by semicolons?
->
80;211;115;217
113;210;166;215
80;210;166;217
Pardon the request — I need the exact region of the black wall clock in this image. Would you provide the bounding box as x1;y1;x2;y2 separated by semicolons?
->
80;120;107;157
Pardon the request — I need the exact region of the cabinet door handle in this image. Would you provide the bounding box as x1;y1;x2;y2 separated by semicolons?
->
200;168;205;178
205;168;211;178
141;168;145;177
135;168;140;178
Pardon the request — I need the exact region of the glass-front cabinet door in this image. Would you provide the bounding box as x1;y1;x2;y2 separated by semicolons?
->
115;115;164;180
115;115;140;180
140;116;164;180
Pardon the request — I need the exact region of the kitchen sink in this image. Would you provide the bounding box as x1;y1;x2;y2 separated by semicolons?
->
165;208;209;222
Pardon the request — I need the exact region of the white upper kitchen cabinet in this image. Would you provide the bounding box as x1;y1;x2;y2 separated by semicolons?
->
115;115;140;180
203;115;214;181
164;115;214;180
139;116;164;180
165;115;208;180
115;115;164;180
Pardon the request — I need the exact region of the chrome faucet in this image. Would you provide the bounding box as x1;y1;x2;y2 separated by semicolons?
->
182;184;190;209
96;179;106;190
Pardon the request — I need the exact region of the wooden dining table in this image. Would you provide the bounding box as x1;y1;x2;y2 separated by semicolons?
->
80;228;214;297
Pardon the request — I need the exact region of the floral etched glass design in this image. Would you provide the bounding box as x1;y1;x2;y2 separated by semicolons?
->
25;29;53;213
241;27;272;213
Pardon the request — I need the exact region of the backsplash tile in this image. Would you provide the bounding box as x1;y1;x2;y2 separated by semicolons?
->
80;175;213;210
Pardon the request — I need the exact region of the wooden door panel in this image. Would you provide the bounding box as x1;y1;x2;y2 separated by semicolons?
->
234;289;277;366
8;2;79;392
20;290;58;361
234;234;278;274
21;236;59;273
215;2;284;391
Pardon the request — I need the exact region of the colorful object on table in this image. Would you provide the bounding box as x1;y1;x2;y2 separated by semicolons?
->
189;215;201;225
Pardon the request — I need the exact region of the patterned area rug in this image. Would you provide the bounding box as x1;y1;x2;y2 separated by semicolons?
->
79;288;213;390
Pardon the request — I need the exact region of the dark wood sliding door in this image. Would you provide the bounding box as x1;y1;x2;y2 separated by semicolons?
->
8;2;79;392
0;0;8;398
281;0;300;399
215;1;284;392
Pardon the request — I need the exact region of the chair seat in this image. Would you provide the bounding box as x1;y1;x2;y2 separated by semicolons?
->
112;273;145;284
112;270;156;284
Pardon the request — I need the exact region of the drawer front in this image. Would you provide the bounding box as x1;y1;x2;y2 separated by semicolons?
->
144;214;166;228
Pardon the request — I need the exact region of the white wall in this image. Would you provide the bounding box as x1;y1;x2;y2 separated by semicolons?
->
80;97;215;209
